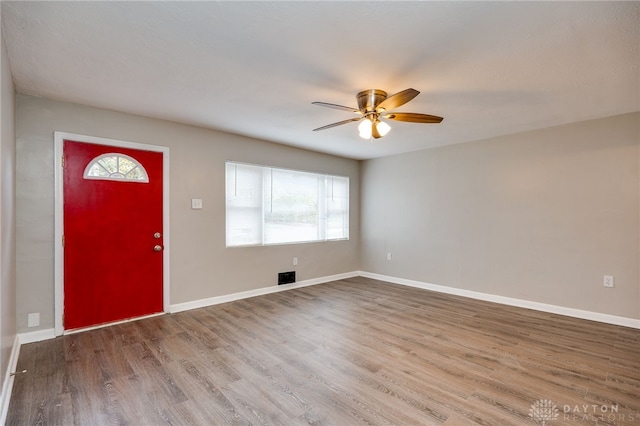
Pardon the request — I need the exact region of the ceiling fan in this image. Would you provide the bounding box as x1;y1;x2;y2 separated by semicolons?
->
312;88;443;139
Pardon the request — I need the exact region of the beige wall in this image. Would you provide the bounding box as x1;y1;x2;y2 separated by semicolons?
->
361;113;640;319
0;33;17;398
14;91;640;332
16;94;360;333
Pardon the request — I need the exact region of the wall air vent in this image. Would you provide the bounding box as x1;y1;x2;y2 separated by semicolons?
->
278;271;296;285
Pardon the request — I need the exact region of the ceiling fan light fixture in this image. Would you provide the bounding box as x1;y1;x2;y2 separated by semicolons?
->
312;88;442;140
358;119;372;139
376;120;391;137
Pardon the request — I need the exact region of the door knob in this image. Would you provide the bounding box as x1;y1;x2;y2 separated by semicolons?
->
154;245;163;252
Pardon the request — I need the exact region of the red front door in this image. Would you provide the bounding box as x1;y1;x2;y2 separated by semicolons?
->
63;140;164;330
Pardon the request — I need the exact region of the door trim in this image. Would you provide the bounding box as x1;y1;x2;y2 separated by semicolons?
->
54;132;170;336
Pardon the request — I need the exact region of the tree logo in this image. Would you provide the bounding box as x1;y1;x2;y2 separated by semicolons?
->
530;399;559;425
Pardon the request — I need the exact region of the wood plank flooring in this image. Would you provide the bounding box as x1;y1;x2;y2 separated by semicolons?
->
7;277;640;425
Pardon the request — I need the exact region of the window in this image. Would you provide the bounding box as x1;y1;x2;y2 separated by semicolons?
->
226;162;349;246
84;153;149;182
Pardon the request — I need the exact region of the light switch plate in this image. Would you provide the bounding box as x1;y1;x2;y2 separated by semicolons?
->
191;198;203;209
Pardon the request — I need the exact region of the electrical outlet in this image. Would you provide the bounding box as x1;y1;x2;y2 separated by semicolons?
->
603;275;614;288
293;257;298;266
27;313;40;328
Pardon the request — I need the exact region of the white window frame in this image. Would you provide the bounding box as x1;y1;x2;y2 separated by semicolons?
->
225;161;349;247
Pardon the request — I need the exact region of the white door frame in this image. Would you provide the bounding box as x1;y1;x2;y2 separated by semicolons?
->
53;132;170;336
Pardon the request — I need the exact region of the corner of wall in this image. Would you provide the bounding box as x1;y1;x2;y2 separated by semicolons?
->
0;26;18;425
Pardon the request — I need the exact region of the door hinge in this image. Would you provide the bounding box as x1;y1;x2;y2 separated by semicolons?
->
61;155;65;168
62;235;65;247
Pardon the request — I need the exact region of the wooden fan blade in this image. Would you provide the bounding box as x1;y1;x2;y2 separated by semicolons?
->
382;112;443;123
312;102;362;114
313;117;363;131
376;88;419;112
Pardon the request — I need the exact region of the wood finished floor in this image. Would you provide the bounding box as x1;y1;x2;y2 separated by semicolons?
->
7;277;640;425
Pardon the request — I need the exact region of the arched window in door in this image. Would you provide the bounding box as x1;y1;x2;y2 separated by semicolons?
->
83;153;149;183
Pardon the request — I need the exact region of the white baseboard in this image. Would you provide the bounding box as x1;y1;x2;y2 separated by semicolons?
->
169;271;360;313
0;334;21;425
359;271;640;329
17;328;56;345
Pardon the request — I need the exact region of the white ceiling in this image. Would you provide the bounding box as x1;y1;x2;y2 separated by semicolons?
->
2;1;639;160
